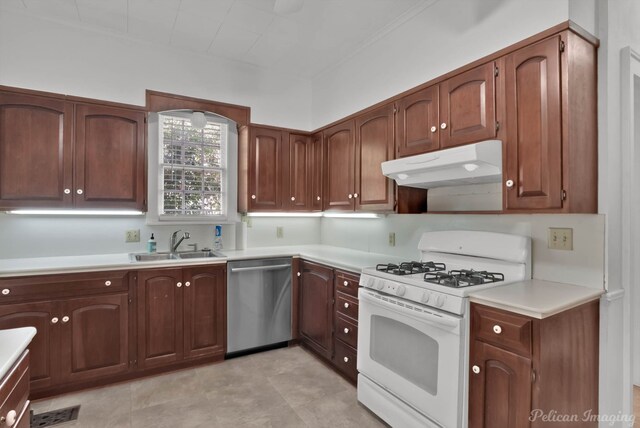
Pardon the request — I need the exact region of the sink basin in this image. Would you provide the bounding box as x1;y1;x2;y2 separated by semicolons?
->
130;252;179;262
176;250;225;259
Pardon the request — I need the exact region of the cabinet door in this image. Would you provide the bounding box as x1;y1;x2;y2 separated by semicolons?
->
355;104;395;212
440;62;497;148
183;266;226;359
324;121;355;211
0;301;60;390
310;132;324;211
59;294;129;383
248;127;285;211
395;86;439;156
137;269;183;369
299;261;334;360
74;104;146;210
469;340;532;428
0;92;73;209
287;134;311;211
504;36;563;210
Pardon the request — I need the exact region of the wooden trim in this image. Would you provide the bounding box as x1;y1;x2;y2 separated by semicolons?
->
0;85;67;101
250;122;310;136
65;95;145;111
146;90;250;126
311;21;597;134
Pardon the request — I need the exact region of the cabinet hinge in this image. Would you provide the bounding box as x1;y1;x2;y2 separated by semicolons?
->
532;369;537;383
144;116;147;124
494;66;499;77
562;190;567;201
495;121;500;132
560;41;566;53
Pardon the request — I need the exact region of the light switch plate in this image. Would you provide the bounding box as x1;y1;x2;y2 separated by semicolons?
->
548;227;573;250
125;229;140;243
276;226;284;239
388;232;396;247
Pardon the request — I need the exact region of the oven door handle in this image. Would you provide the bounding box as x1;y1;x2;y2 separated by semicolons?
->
360;289;461;330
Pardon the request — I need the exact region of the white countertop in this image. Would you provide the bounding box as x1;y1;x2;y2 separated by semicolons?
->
469;279;604;319
0;327;36;380
0;245;406;277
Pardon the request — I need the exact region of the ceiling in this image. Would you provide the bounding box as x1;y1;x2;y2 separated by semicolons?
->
0;0;434;78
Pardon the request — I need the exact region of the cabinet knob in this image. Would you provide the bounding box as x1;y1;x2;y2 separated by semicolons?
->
62;316;70;323
472;365;480;374
105;280;111;286
343;328;350;334
3;410;17;426
51;317;59;324
354;193;358;198
1;289;9;296
506;180;514;188
440;122;447;130
316;196;321;201
430;125;437;133
177;282;182;288
251;195;256;200
297;272;301;277
185;281;191;287
344;302;350;309
343;281;348;286
291;197;295;201
76;189;83;195
348;194;353;199
64;188;71;195
493;325;502;334
343;357;349;363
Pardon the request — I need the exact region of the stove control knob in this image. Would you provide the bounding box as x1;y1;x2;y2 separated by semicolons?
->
421;292;430;304
396;285;406;297
435;295;446;307
376;280;385;290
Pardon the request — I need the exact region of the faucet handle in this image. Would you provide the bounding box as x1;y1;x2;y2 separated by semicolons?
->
184;232;191;239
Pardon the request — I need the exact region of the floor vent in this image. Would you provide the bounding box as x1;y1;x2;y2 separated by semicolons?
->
31;406;80;427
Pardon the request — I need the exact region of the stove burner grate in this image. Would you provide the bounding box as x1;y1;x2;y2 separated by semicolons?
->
423;269;505;288
376;261;446;276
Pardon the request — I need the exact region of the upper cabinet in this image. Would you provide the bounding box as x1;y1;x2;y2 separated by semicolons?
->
395;85;439;157
503;32;597;212
439;62;497;149
247;126;286;211
310;132;324;211
0;87;146;211
287;133;312;211
324;121;356;211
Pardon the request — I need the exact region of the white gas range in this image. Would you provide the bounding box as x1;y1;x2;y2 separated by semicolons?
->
357;231;531;428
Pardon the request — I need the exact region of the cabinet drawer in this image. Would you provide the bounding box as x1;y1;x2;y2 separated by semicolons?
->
332;339;358;382
0;271;128;302
472;304;532;356
334;270;360;298
335;292;358;321
0;351;29;425
335;315;358;349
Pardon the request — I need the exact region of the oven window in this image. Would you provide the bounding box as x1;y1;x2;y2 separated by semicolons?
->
370;315;439;395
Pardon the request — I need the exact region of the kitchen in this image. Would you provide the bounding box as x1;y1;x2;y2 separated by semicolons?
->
0;0;638;426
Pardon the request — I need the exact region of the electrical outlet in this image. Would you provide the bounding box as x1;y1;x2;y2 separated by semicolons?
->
548;228;573;250
276;226;284;239
388;232;396;247
125;229;140;243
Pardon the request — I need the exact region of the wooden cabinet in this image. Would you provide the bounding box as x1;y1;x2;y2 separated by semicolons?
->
331;270;360;382
0;351;30;428
469;301;599;428
503;33;597;213
395;86;439;157
439;62;497;148
247;126;286;211
0;87;146;211
287;133;311;211
355;104;395;211
324;121;356;211
310;132;324;211
299;260;334;360
137;265;226;370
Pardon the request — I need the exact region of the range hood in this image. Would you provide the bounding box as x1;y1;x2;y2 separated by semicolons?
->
381;140;502;189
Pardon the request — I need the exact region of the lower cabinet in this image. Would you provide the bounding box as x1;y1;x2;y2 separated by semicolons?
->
137;265;226;370
0;351;30;428
469;301;599;428
298;260;360;383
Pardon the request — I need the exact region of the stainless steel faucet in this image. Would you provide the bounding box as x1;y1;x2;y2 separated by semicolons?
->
170;230;190;253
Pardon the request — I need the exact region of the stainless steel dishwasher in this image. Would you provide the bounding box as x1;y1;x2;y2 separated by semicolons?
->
227;258;292;355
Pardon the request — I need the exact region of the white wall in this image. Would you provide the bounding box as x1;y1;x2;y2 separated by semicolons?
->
0;9;312;130
321;214;605;289
310;0;572;129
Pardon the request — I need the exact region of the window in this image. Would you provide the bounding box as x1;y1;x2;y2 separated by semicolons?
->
152;111;235;222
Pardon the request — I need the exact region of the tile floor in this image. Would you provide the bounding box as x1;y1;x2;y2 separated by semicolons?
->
31;346;387;428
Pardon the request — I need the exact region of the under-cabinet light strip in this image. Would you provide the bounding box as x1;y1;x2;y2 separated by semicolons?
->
6;210;145;216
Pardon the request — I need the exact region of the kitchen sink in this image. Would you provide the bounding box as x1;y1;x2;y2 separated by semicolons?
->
130;250;224;262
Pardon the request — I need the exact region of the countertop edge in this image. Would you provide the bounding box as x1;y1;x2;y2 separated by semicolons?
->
469;291;603;319
0;326;36;380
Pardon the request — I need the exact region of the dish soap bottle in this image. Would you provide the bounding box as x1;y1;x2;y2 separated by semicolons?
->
147;234;157;253
214;225;223;250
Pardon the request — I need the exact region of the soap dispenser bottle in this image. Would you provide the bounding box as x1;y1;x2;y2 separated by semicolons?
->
147;234;157;253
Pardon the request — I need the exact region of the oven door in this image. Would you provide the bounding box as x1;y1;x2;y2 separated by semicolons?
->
357;288;464;428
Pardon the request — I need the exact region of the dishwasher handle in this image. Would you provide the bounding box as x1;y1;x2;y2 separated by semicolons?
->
229;264;291;273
